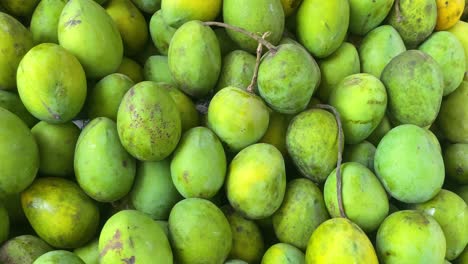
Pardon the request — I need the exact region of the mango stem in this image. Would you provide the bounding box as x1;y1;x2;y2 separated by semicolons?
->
247;32;270;93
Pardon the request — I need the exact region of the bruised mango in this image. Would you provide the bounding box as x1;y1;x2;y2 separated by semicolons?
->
30;0;67;44
0;90;38;127
33;250;85;264
349;0;394;35
149;10;176;55
216;50;256;92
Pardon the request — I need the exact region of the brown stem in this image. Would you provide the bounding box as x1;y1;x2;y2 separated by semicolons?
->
315;104;347;219
247;32;270;93
395;0;403;23
203;21;278;53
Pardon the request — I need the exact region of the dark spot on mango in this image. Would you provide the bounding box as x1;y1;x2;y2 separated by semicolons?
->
122;160;128;167
122;256;135;264
100;229;123;257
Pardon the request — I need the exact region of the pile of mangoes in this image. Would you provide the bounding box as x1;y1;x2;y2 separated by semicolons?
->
0;0;467;263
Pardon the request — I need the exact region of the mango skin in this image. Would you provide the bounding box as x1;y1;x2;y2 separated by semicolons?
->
0;235;53;264
31;121;80;177
367;115;392;146
216;50;256;92
226;143;286;219
419;31;466;96
73;238;99;264
21;177;100;249
58;0;123;79
30;0;67;44
168;20;221;98
149;10;176;55
131;0;160;13
223;0;284;53
117;81;182;161
130;159;182;220
17;43;87;124
436;80;468;143
169;198;232;264
374;124;445;203
376;210;446;264
1;0;40;17
116;57;143;83
99;210;173;264
33;250;85;264
161;0;221;28
75;117;136;202
381;50;444;127
261;243;305;264
226;260;249;264
0;90;38;127
297;0;349;58
272;178;329;250
343;141;376;171
359;25;406;78
286;109;338;183
143;56;175;85
0;12;34;90
258;44;320;114
260;110;291;156
349;0;394;35
305;218;378;264
448;21;468;70
159;83;199;132
0;107;39;196
444;143;468;183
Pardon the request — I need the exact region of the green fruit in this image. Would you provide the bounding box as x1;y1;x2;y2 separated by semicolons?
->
171;127;226;198
223;0;284;53
161;0;222;28
226;143;286;219
261;243;305;264
117;81;182;161
0;235;53;263
316;42;360;102
359;25;406;78
130;159;182;220
156;220;169;236
226;260;248;264
343;141;376;171
33;250;84;264
419;31;466;96
259;110;290;156
1;0;40;17
349;0;394;35
207;87;269;152
366;115;392;146
258;44;320;114
329;73;387;144
30;0;67;44
214;28;240;56
99;210;173;263
297;0;349;58
447;21;468;70
58;0;123;79
437;80;468;143
131;0;160;13
272;178;329;250
149;10;176;55
116;57;143;83
216;50;256;92
0;90;38;127
144;56;175;85
381;50;444;127
374;124;444;203
169;198;232;264
324;162;389;232
444;143;468;184
17;43;87;123
286;109;338;183
74;238;99;264
21;177;100;248
159;83;199;132
425;128;442;153
0;12;33;91
75;117;136;202
87;73;134;121
0;107;39;196
376;210;446;264
31;121;80;177
411;190;468;260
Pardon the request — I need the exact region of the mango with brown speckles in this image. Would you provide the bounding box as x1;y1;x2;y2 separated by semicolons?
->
0;235;53;263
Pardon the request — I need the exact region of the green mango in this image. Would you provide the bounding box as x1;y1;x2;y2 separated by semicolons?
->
87;73;134;121
261;243;304;264
343;141;376;171
21;177;100;248
387;0;437;47
74;238;99;264
117;81;181;161
31;121;80;177
366;115;392;146
324;162;389;232
149;10;176;55
455;185;468;204
133;40;158;65
168;20;221;98
130;159;182;220
169;198;232;264
374;125;444;203
156;220;169;236
17;43;87;124
359;25;406;78
329;73;387;144
58;0;123;79
207;87;269;152
259;110;291;156
0;235;53;263
0;12;33;90
143;56;175;85
216;50;256;92
1;0;40;17
316;42;360;102
411;190;468;260
258;44;320;114
286;109;338;183
381;50;444;127
116;57;143;83
226;143;286;219
425;128;441;153
419;31;466;96
131;0;160;13
171;127;226;199
99;210;173;263
376;210;446;264
159;83;199;132
444;144;468;184
30;0;67;44
214;28;240;56
349;0;394;35
0;107;39;196
272;178;329;250
226;260;248;264
33;250;84;264
0;90;38;127
436;80;468;143
297;0;349;58
223;0;284;53
447;21;468;70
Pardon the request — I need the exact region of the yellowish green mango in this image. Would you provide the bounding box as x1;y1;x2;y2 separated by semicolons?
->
260;110;290;156
159;83;199;132
161;0;221;28
216;50;256;92
0;90;38;127
448;21;468;70
74;239;98;264
116;57;143;83
2;0;40;17
0;235;53;264
131;0;160;13
444;143;468;184
343;141;376;171
143;56;175;85
149;10;176;55
30;0;67;44
33;250;85;264
261;243;304;264
436;80;468;143
349;0;394;35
